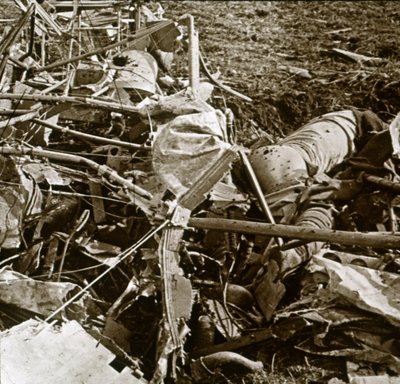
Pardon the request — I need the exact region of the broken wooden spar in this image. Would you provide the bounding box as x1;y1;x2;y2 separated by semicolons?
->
32;118;150;151
363;173;400;193
188;217;400;248
0;93;141;115
0;146;153;200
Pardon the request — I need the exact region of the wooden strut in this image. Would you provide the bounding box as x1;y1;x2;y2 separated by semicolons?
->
190;329;274;358
363;173;400;193
188;217;400;248
0;93;141;115
34;19;174;73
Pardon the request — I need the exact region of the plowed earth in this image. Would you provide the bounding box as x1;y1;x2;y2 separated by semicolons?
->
1;1;400;383
164;1;400;145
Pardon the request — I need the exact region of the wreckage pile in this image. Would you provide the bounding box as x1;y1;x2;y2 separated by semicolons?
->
1;1;400;383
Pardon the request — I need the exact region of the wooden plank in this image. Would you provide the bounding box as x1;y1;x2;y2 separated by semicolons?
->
188;217;400;248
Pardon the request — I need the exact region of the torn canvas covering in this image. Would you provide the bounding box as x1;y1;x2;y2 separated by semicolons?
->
0;267;94;321
267;254;400;375
0;156;42;249
152;110;232;197
307;255;400;327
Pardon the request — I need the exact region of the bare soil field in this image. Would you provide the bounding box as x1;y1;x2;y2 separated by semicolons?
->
1;1;400;383
164;1;400;145
2;1;400;142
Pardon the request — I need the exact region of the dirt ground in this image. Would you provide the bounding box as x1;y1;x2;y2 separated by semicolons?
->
2;1;400;142
163;1;400;146
1;1;400;383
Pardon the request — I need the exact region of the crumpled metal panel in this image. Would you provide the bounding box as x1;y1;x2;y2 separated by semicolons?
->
112;50;158;97
0;160;42;249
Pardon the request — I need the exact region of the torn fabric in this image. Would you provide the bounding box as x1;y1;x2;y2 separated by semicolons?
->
0;319;146;383
152;110;232;197
308;256;400;327
0;266;93;321
0;157;42;249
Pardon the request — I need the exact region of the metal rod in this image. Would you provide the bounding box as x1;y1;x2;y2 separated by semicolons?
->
44;220;169;322
240;151;283;247
363;173;400;193
0;93;141;115
187;15;199;97
33;118;150;151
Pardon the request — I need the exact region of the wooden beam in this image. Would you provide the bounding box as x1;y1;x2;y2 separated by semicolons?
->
188;217;400;248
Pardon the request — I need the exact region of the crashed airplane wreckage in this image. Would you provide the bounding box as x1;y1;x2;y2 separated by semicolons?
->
1;1;400;383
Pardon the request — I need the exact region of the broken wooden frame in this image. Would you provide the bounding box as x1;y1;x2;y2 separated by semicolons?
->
33;118;150;151
0;145;152;200
154;144;240;380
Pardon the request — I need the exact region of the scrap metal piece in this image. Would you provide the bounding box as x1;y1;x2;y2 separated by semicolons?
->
308;255;400;327
0;319;147;384
180;145;239;210
155;226;193;381
170;204;191;227
0;158;43;250
111;50;158;98
89;181;107;224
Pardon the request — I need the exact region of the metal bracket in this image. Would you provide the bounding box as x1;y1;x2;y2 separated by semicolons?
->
170;204;191;227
